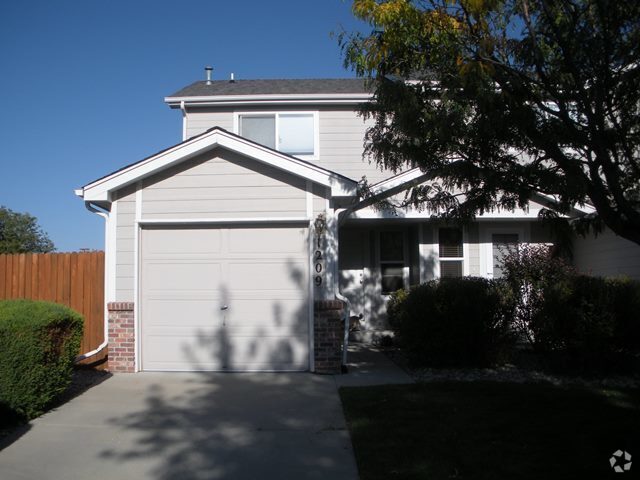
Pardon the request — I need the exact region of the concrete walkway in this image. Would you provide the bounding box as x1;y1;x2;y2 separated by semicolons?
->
0;346;409;480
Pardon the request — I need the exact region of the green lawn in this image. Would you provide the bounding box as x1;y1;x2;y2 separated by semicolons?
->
340;382;640;480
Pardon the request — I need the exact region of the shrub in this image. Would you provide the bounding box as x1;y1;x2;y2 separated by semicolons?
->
388;278;515;368
500;244;576;346
608;277;640;352
501;243;640;372
0;300;83;420
535;276;614;366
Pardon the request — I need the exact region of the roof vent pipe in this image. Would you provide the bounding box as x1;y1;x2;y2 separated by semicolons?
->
205;66;213;85
230;72;235;83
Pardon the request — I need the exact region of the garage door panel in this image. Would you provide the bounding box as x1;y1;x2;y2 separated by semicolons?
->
141;225;309;372
227;261;306;291
226;299;307;329
144;300;223;327
145;262;223;291
144;228;222;255
143;333;225;371
228;227;307;254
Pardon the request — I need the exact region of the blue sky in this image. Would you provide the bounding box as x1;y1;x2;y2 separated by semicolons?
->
0;0;367;251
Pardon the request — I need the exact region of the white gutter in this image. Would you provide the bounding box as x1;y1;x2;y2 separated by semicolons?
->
75;200;110;363
164;93;372;108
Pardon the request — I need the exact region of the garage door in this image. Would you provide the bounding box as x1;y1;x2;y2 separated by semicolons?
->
140;224;309;371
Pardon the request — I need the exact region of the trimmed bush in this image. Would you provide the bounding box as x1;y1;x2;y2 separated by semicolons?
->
0;300;83;420
501;245;640;372
388;278;515;368
532;275;640;372
608;277;640;352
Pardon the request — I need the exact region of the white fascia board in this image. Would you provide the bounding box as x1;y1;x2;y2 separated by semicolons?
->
368;168;427;196
533;192;596;215
164;93;372;108
81;129;358;202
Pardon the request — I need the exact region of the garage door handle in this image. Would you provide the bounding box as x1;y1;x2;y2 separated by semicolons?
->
221;305;229;311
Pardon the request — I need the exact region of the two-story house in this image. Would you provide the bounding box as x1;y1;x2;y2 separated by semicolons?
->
76;72;640;373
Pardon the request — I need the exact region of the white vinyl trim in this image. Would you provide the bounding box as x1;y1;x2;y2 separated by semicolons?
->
138;216;311;226
81;129;357;202
307;220;315;372
165;92;372;108
107;200;117;302
133;183;142;372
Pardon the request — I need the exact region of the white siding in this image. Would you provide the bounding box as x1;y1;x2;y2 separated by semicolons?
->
183;105;393;184
573;229;640;279
114;185;136;302
317;108;386;184
141;148;308;220
185;107;234;139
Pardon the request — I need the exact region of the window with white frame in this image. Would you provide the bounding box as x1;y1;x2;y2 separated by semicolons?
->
238;112;316;158
438;227;463;278
380;231;405;294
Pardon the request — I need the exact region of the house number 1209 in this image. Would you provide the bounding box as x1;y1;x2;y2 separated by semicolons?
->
314;240;323;286
313;216;326;287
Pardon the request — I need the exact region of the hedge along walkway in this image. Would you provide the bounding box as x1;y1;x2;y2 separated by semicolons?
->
0;252;105;367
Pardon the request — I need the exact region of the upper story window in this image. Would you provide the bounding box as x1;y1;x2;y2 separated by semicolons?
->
237;112;317;159
438;227;464;278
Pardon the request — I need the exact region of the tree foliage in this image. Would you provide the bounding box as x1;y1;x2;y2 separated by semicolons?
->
0;206;55;253
341;0;640;245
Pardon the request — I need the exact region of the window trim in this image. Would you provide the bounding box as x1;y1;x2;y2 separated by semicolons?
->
434;226;469;278
378;229;409;296
233;111;320;160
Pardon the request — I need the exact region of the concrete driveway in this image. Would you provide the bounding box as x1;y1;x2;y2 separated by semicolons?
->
0;372;359;480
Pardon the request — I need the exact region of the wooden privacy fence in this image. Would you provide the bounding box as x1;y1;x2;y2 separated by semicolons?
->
0;251;106;367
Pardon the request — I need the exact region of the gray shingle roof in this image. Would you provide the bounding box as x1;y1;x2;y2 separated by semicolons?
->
167;78;370;97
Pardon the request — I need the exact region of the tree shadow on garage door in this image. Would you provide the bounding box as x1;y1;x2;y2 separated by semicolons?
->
99;260;357;479
179;259;311;372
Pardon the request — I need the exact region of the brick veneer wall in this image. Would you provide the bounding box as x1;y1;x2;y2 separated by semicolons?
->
314;300;344;374
107;302;135;372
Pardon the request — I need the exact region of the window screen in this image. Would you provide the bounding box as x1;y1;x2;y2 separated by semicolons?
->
279;114;314;155
439;228;463;258
239;115;276;149
439;227;463;278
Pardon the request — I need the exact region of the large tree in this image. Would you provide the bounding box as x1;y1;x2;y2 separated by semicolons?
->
0;206;55;253
341;0;640;245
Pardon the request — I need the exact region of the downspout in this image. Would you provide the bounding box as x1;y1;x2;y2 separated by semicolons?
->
75;201;110;363
333;208;352;370
180;100;187;141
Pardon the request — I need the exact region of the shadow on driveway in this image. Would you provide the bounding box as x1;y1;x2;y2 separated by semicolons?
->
0;372;357;480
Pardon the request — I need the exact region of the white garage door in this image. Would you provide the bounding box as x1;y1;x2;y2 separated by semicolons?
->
140;224;309;371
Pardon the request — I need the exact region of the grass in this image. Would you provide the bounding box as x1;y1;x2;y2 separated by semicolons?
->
340;382;640;480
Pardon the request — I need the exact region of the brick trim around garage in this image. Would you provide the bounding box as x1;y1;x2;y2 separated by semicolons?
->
313;300;344;374
107;302;135;372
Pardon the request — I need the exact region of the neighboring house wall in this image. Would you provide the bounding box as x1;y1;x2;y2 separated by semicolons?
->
184;105;388;184
573;228;640;280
